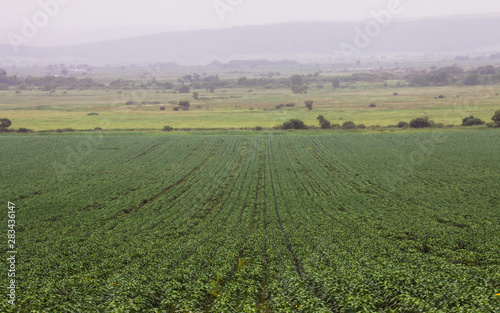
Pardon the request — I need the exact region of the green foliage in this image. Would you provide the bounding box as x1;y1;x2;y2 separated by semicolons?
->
1;133;500;312
162;125;173;131
192;92;199;100
462;116;485;126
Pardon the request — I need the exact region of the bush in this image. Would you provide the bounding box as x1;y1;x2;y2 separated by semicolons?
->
331;123;341;129
492;110;500;126
87;113;99;116
462;116;485;126
357;124;366;129
94;127;103;131
285;103;295;107
283;119;306;130
438;95;445;99
255;126;263;131
369;103;377;108
410;117;432;128
341;121;357;129
393;92;398;96
16;128;33;133
178;100;190;111
162;126;173;131
159;106;166;111
397;121;409;128
126;100;135;105
173;107;180;111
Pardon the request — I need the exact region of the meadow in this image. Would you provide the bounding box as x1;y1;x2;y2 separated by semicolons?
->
0;84;498;131
1;131;499;312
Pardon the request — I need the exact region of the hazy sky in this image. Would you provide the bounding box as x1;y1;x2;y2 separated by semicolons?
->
2;0;500;46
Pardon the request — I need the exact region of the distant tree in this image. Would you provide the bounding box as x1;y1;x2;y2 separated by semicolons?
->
42;84;55;93
332;78;340;89
317;115;331;129
464;74;481;86
341;121;357;129
397;121;409;128
192;92;199;100
178;100;190;111
291;85;308;94
304;100;314;110
159;106;166;111
462;116;485;126
410;117;432;128
0;118;12;131
492;110;500;126
178;85;190;93
290;75;303;86
173;107;180;111
162;125;173;131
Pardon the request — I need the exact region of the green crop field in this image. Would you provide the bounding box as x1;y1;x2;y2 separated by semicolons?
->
1;131;499;312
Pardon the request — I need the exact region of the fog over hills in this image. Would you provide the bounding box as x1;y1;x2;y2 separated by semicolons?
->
2;14;500;65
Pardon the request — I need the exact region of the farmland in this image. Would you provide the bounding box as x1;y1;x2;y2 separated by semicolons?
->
1;131;499;312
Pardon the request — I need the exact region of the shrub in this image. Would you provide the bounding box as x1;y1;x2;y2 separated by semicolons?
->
462;116;485;126
87;113;99;116
173;107;180;111
192;92;199;100
331;123;341;129
255;126;263;131
357;124;366;129
341;121;357;129
410;117;432;128
492;110;500;126
283;119;306;130
94;127;103;131
285;103;295;107
126;100;135;105
162;125;174;131
438;95;445;99
159;106;166;111
397;121;409;128
369;103;377;108
15;90;21;94
393;92;398;96
17;128;32;133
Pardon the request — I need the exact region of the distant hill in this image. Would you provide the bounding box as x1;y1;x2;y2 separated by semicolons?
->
2;15;500;64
